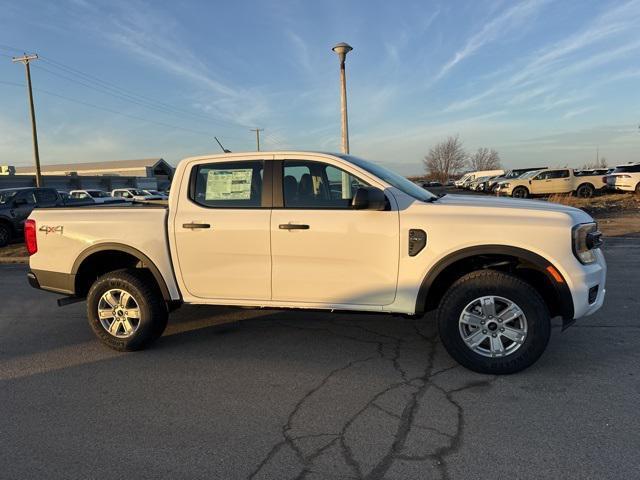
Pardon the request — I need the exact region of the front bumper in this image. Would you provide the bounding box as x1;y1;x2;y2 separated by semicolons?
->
566;248;607;322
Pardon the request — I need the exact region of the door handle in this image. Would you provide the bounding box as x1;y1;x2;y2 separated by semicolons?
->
279;223;310;230
183;222;211;229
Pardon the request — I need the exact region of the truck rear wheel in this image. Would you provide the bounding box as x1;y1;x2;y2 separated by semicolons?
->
576;184;594;198
86;269;168;351
512;187;529;198
437;270;551;374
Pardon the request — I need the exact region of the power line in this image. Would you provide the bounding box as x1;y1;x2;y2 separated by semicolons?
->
0;80;213;137
38;55;253;130
4;48;286;149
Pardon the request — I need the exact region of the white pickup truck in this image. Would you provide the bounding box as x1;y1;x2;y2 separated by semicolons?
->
496;168;606;198
25;152;606;374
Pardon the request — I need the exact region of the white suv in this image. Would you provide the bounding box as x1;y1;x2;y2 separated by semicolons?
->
605;163;640;193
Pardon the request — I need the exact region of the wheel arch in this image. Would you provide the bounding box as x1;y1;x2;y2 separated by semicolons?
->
415;245;574;321
72;243;172;302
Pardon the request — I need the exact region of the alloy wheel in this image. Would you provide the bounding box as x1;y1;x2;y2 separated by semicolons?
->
97;288;141;338
458;295;528;358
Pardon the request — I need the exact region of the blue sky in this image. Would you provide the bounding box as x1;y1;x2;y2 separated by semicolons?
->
1;0;639;175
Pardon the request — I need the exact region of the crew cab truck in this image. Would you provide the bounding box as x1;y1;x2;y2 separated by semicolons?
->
25;152;607;374
497;168;606;198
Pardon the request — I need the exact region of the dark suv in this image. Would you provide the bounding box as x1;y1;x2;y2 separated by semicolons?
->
0;187;62;247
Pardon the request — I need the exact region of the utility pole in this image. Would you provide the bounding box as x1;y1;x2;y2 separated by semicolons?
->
250;128;263;151
12;53;42;187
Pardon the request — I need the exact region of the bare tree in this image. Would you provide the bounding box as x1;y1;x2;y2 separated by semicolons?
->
468;147;501;171
581;157;608;169
423;135;467;183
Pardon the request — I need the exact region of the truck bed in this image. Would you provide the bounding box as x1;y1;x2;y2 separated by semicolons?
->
27;205;178;299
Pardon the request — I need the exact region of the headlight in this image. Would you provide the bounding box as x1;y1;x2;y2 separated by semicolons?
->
501;183;510;188
572;222;603;264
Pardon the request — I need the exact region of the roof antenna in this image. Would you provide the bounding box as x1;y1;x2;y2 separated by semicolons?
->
214;136;231;153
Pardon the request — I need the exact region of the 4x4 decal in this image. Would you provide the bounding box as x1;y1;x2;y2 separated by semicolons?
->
39;225;63;235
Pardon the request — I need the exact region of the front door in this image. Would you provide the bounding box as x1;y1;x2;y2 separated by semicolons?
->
173;159;272;300
270;158;399;306
530;169;571;194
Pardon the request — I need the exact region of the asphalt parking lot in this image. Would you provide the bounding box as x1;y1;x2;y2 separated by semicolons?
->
1;238;639;480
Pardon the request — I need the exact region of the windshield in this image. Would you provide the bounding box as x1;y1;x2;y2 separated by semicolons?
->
340;155;438;202
613;164;640;173
520;170;543;179
89;191;111;198
0;189;18;205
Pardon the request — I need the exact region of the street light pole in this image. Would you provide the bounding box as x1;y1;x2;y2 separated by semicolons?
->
332;42;353;155
12;53;42;187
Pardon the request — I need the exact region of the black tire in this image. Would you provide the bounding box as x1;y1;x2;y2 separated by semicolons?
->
437;270;551;375
0;223;10;248
635;183;640;195
576;183;594;198
512;187;529;199
86;269;168;352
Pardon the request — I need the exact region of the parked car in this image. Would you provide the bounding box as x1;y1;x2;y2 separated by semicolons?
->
111;188;163;201
26;151;606;374
455;169;505;189
496;168;605;198
0;187;61;247
69;189;121;204
469;176;491;192
419;181;442;188
142;189;169;200
604;162;640;193
488;167;548;193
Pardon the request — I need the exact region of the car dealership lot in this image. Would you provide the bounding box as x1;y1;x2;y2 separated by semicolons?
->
1;238;639;480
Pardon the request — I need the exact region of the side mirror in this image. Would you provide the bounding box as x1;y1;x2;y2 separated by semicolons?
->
351;187;387;211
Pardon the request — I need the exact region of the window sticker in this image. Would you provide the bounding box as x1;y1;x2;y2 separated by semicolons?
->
205;168;253;200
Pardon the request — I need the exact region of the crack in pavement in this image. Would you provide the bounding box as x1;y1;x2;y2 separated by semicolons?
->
248;316;497;480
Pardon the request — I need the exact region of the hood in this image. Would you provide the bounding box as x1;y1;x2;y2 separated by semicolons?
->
436;194;593;223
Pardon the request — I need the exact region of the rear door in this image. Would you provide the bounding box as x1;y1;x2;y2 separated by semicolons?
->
34;189;60;207
173;158;273;300
270;157;399;306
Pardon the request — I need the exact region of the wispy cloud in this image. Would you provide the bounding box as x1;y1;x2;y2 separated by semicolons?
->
435;0;548;81
70;0;271;128
286;30;312;74
562;106;595;119
441;0;640;114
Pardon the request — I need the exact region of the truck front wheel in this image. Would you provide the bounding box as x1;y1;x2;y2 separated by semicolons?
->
437;270;551;374
86;269;168;351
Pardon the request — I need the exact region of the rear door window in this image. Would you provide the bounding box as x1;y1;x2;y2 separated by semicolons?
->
35;189;59;207
190;161;265;208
